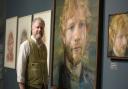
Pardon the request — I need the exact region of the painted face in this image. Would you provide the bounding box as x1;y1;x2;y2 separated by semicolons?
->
114;30;128;56
32;20;44;41
8;32;14;52
64;9;87;65
7;32;14;62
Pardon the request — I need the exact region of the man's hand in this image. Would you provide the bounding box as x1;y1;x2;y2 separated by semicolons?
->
51;85;57;89
19;82;25;89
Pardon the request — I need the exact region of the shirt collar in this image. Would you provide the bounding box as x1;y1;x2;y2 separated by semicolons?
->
31;35;37;43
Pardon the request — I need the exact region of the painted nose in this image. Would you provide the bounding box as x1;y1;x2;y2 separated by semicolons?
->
74;27;80;43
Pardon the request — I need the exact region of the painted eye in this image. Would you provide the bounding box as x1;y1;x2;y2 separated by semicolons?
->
79;22;86;29
118;35;123;39
68;25;74;31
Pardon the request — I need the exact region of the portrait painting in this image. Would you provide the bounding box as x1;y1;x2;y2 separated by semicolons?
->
4;16;17;69
51;0;102;89
33;10;52;75
108;13;128;59
17;15;32;61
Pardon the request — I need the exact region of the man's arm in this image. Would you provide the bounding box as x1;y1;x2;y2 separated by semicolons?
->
16;40;30;89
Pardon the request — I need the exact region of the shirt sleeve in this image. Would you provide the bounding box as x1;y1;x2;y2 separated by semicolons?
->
16;40;30;83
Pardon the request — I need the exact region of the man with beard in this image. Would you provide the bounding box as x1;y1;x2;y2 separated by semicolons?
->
17;17;48;89
53;0;94;89
109;14;128;57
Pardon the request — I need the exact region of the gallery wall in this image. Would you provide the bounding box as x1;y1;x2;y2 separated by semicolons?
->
102;0;128;89
0;0;6;88
2;0;128;89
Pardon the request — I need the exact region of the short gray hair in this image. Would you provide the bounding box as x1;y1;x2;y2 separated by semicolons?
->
32;17;45;27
